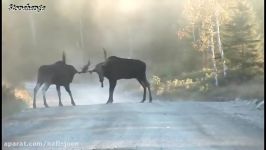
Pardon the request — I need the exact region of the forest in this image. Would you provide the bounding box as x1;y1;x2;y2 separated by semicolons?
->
2;0;264;116
151;0;264;100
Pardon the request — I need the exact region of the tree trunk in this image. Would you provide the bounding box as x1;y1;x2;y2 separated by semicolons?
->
215;11;227;77
202;51;205;69
29;14;36;46
128;26;133;59
202;50;208;69
79;18;84;49
192;23;196;42
210;33;219;86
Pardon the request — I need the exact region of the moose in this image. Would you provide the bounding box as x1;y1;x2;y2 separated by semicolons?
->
89;49;152;104
33;52;90;108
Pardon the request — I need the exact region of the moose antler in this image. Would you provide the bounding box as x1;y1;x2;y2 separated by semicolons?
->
80;60;91;73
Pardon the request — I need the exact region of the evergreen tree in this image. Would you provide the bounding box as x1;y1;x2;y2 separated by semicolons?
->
221;0;264;81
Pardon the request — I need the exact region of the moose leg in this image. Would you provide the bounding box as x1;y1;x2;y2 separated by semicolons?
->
137;79;146;103
64;85;76;106
33;82;42;108
107;80;117;104
144;78;152;103
56;85;63;107
147;84;152;103
42;83;50;108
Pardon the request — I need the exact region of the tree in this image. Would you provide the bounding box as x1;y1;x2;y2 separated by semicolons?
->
182;0;231;86
221;0;264;81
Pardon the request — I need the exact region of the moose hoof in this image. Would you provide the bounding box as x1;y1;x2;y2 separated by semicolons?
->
44;104;49;108
72;102;76;106
140;100;145;103
33;104;36;109
59;103;63;107
106;101;113;104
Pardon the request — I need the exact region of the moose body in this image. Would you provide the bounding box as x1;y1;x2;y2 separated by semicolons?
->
90;55;152;104
33;53;90;108
105;56;146;79
37;62;77;85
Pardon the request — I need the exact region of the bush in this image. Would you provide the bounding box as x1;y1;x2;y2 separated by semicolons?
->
151;69;264;101
2;84;28;118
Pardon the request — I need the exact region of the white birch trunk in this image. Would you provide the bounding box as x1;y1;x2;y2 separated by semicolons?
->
215;11;227;77
192;23;196;42
79;19;84;49
210;33;219;86
29;14;36;45
128;26;133;59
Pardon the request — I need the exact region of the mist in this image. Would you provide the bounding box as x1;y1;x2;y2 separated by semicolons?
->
2;1;264;149
2;0;264;108
3;0;193;84
2;0;189;107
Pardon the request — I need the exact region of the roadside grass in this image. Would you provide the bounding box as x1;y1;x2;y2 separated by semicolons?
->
151;70;264;101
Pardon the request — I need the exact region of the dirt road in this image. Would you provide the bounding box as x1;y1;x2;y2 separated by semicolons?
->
2;101;264;150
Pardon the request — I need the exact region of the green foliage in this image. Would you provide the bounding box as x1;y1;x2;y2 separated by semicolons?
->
221;0;264;80
151;0;264;100
152;75;197;96
151;69;215;97
151;70;264;100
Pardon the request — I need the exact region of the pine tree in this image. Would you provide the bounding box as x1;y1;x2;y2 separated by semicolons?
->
221;0;264;81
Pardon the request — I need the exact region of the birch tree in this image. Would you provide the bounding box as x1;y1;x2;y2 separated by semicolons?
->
182;0;231;86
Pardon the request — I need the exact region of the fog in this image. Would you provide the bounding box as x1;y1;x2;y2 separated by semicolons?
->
2;0;193;106
24;81;144;107
2;0;264;107
2;0;195;85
